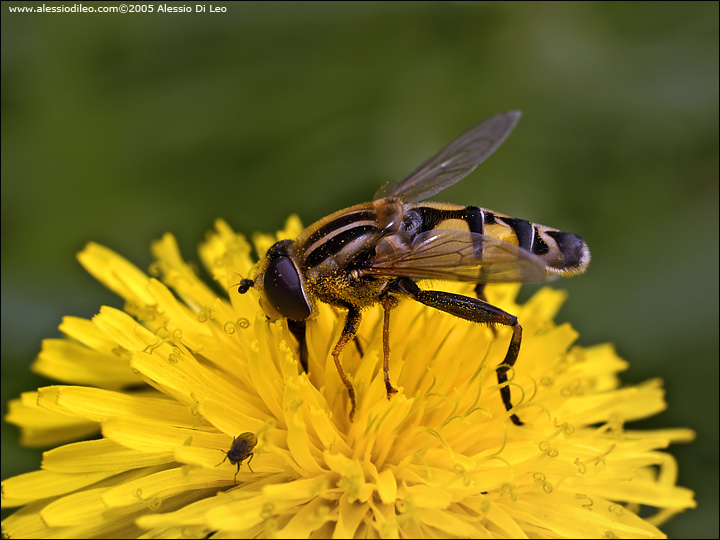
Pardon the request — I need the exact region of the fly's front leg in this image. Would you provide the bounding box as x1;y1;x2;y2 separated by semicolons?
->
396;278;524;426
332;305;362;422
380;295;399;399
287;319;308;373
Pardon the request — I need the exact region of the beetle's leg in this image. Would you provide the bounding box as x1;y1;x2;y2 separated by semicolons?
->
245;452;254;474
380;295;400;399
287;319;308;372
332;305;362;421
233;462;240;485
395;278;524;426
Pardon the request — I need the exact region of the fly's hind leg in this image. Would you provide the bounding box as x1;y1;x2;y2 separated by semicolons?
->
332;304;363;422
395;278;524;426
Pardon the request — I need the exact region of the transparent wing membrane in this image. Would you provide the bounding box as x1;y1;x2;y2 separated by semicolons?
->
366;229;556;284
373;111;521;203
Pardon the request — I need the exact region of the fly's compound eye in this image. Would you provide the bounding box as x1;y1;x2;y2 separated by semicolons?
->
264;254;312;321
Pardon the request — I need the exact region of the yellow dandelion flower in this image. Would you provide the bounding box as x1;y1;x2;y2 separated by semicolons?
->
2;217;695;539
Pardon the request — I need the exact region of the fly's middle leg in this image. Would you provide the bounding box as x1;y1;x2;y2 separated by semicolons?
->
332;305;362;422
380;295;400;399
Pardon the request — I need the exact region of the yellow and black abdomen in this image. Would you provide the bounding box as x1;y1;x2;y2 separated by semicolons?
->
409;202;590;277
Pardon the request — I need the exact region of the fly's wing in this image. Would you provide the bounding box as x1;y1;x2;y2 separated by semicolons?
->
365;229;556;284
373;111;521;203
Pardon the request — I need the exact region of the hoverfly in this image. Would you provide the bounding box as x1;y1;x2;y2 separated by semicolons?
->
239;111;590;425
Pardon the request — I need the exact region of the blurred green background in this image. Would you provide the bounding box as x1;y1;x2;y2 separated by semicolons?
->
2;2;717;536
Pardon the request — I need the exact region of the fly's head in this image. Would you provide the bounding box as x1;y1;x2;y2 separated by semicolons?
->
239;240;313;322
